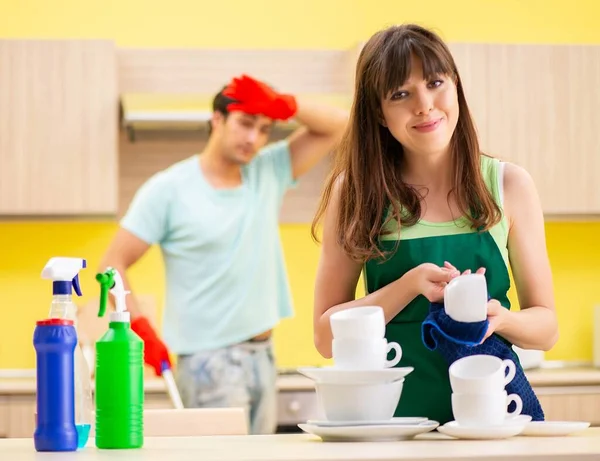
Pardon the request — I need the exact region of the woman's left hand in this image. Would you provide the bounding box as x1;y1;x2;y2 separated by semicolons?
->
481;299;510;343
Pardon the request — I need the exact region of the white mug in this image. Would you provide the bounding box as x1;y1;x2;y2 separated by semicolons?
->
449;355;516;394
452;391;523;426
329;306;385;339
332;337;402;370
444;273;488;323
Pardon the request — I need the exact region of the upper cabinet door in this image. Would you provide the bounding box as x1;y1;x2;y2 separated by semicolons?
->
450;43;600;216
0;40;118;215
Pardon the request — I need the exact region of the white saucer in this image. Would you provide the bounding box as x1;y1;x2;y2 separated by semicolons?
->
298;420;439;442
521;421;590;437
438;416;529;440
307;417;428;427
297;366;414;384
506;415;533;425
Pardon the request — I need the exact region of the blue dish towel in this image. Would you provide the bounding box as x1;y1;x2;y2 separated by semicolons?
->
421;300;545;421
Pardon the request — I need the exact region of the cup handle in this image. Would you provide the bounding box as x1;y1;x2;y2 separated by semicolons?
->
503;359;516;386
385;342;402;367
506;393;523;416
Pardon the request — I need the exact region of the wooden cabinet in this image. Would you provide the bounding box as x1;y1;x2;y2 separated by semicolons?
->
0;390;172;438
0;40;119;215
1;377;600;437
535;386;600;425
449;43;600;216
0;397;8;437
3;395;36;439
1;41;598;218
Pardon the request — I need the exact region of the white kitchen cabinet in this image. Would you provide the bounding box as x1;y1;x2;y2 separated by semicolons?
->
0;40;119;215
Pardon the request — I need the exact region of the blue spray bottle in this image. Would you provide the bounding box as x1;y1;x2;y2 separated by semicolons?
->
33;317;78;451
40;257;93;448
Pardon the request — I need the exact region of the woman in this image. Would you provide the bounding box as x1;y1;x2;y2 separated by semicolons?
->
311;24;558;424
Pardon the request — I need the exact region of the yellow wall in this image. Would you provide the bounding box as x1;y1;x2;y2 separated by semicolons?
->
1;1;599;47
0;221;599;369
1;0;599;369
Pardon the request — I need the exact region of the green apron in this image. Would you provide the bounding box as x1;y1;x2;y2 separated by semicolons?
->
364;155;515;424
365;230;512;424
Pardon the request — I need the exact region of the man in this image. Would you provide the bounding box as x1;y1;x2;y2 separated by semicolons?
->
99;74;348;434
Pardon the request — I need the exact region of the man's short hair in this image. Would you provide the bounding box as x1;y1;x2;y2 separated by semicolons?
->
207;85;237;134
212;85;236;116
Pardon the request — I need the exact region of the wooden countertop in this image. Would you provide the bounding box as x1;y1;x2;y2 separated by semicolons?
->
0;377;170;395
2;366;600;395
2;430;600;460
0;374;312;395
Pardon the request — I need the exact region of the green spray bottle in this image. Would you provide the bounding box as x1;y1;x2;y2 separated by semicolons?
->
94;267;144;449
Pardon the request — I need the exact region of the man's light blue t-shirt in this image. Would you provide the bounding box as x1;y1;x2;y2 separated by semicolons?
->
120;140;296;354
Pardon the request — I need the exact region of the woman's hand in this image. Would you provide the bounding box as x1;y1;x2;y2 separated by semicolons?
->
481;299;511;342
410;263;460;303
442;261;505;341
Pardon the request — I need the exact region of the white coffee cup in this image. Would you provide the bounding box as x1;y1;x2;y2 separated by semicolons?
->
332;337;402;370
444;273;488;322
452;391;523;426
330;306;385;339
449;355;516;394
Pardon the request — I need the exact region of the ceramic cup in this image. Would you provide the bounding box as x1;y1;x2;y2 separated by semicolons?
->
452;391;523;426
329;306;385;339
332;337;402;370
444;273;488;323
449;355;516;394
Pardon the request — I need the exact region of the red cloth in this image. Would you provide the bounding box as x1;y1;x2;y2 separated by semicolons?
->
223;74;297;121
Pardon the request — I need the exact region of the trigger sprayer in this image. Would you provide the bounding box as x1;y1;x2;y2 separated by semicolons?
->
96;268;130;322
41;257;86;318
94;267;144;449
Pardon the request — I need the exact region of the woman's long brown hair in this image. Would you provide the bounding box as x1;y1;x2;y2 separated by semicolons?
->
311;24;502;263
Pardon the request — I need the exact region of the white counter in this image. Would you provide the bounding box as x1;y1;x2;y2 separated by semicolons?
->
2;430;600;461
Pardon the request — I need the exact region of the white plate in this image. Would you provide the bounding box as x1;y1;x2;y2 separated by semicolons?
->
298;420;439;442
297;366;414;384
521;421;590;437
438;418;527;440
306;417;428;427
506;415;533;425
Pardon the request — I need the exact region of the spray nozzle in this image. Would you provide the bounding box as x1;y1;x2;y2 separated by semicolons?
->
96;267;130;323
96;270;115;318
41;257;86;296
